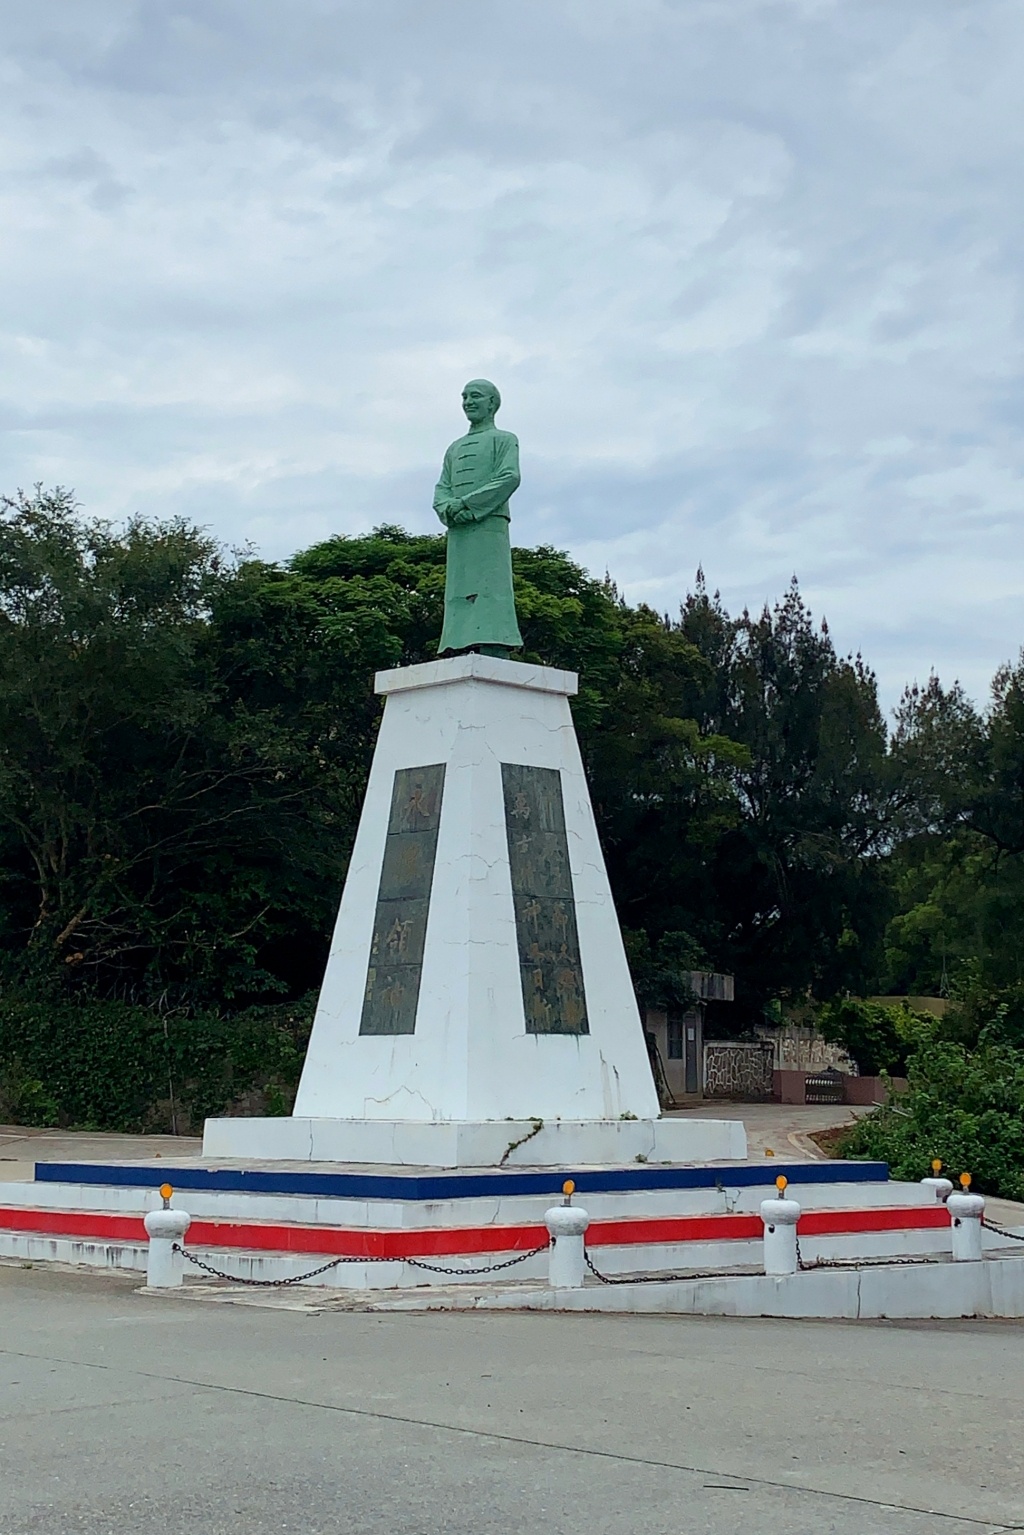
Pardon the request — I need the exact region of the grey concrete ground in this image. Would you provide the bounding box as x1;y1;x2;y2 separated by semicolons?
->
0;1126;203;1182
672;1100;870;1159
2;1261;1022;1535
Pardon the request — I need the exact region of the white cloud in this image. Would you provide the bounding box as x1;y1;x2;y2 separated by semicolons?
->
0;0;1022;712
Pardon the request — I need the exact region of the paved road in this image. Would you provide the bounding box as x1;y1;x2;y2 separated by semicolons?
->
672;1101;867;1159
2;1262;1021;1534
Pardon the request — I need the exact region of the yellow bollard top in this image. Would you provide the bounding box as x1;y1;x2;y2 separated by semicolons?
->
159;1182;173;1205
775;1174;788;1194
959;1171;972;1189
931;1158;943;1175
562;1179;575;1197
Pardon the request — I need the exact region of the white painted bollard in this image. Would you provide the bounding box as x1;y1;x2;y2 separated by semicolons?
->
761;1175;801;1276
948;1174;985;1262
544;1180;590;1288
921;1158;953;1202
144;1183;191;1288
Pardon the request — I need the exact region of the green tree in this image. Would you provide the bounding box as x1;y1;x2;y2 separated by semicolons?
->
580;600;748;968
677;577;893;1012
879;662;1024;994
816;997;923;1076
0;488;357;1005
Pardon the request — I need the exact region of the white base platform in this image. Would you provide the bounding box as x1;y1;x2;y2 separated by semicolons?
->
200;1115;748;1167
372;1255;1024;1321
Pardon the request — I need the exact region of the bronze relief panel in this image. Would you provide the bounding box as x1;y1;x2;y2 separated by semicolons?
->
360;764;445;1036
501;762;589;1036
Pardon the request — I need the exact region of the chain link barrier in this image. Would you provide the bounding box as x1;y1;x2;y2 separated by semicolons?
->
795;1231;940;1271
982;1217;1024;1244
403;1244;550;1277
167;1214;1024;1294
583;1248;749;1286
171;1240;549;1289
584;1240;941;1286
585;1235;952;1281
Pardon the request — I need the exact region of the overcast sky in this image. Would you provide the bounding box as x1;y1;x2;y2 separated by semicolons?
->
2;0;1021;711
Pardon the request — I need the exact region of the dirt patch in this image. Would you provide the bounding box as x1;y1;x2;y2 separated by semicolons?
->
807;1124;853;1157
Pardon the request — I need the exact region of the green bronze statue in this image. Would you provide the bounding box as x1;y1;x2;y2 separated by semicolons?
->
434;379;524;657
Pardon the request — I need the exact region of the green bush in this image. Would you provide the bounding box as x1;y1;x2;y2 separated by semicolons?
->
840;1027;1024;1201
816;997;928;1076
0;1057;59;1127
0;992;315;1133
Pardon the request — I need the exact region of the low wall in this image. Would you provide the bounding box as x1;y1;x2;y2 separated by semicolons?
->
756;1023;854;1073
773;1071;907;1106
843;1075;907;1105
704;1041;774;1101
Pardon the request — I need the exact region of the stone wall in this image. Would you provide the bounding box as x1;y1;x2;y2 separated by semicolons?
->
703;1040;775;1101
755;1023;855;1073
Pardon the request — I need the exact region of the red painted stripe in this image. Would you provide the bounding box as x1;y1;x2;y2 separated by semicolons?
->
0;1205;547;1258
802;1206;947;1235
0;1202;948;1258
0;1207;147;1242
582;1205;948;1246
185;1218;550;1259
586;1213;762;1246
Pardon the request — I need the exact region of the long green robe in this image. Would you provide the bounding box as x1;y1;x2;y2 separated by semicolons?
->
433;426;524;654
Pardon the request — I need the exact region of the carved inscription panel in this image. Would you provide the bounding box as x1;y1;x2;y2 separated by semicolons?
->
501;762;589;1035
359;764;446;1036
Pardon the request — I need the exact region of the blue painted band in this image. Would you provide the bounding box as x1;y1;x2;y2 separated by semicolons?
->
34;1159;890;1202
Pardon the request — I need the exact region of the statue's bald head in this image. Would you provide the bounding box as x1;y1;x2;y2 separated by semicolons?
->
462;379;501;425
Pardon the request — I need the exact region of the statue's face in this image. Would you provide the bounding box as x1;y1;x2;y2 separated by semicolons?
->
462;383;495;424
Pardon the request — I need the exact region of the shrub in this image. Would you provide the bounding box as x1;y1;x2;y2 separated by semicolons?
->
0;1057;59;1127
816;998;927;1076
0;992;315;1133
839;1028;1024;1201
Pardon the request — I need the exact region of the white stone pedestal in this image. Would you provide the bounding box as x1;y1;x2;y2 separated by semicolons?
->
203;655;746;1168
201;1113;746;1167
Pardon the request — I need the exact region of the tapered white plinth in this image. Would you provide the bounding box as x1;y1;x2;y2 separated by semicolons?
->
204;655;746;1166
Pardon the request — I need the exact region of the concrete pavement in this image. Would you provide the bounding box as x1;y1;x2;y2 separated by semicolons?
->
2;1259;1022;1534
672;1100;868;1159
0;1125;203;1182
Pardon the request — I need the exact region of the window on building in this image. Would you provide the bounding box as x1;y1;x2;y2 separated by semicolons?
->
667;1016;683;1059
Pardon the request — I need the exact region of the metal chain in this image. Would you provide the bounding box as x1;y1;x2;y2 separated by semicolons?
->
172;1244;359;1287
584;1249;637;1285
171;1241;548;1289
585;1240;938;1286
800;1250;941;1270
796;1232;939;1271
583;1248;745;1286
983;1217;1024;1244
406;1244;549;1276
172;1220;994;1292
